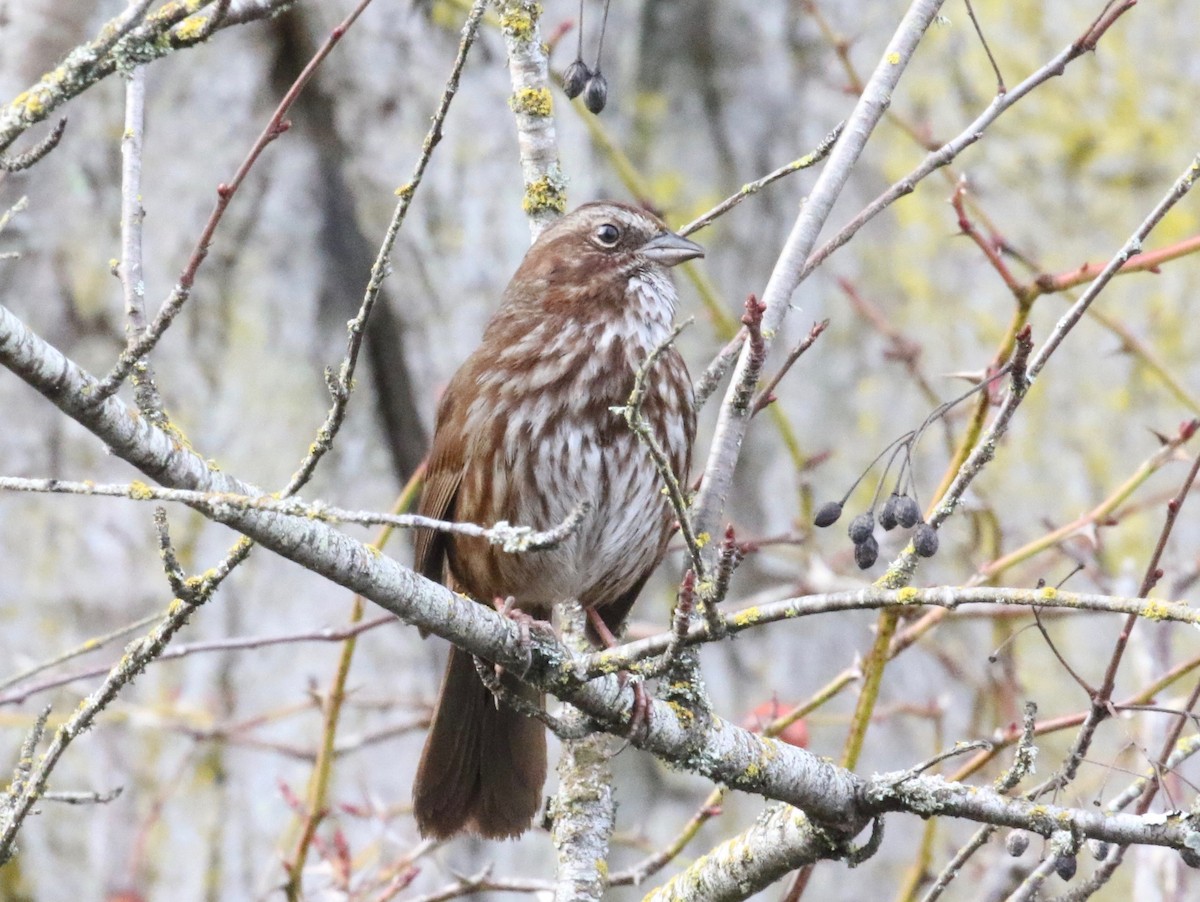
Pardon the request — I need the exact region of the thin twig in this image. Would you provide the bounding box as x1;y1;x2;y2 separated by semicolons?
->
751;318;829;415
0;477;589;552
614;320;706;576
677;122;845;237
962;0;1004;93
0;117;67;172
0;0;293;156
92;0;376;404
279;0;488;494
583;585;1200;676
0;617;396;708
693;329;746;410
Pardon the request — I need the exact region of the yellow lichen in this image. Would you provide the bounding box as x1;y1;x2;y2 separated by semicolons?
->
499;3;542;40
12;88;49;119
1040;586;1058;600
509;87;553;117
127;481;155;501
173;14;210;42
897;586;919;603
731;606;761;628
522;176;566;215
665;700;695;728
1141;600;1172;622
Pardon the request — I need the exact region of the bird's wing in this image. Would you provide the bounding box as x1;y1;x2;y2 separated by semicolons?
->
413;387;467;583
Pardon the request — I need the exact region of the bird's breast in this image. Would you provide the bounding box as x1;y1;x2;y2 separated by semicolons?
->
452;322;690;610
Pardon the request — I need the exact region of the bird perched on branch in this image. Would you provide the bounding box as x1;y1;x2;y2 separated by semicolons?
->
411;201;701;839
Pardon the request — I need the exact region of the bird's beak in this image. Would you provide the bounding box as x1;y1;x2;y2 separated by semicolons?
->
641;230;705;267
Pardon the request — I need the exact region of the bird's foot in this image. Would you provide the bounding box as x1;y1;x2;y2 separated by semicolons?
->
585;607;652;742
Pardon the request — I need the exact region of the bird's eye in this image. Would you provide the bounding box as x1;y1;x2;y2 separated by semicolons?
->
595;223;621;246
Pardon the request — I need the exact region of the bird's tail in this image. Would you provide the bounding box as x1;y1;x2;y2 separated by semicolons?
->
412;645;547;839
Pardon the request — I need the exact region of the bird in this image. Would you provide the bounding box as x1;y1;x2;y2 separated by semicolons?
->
410;200;701;840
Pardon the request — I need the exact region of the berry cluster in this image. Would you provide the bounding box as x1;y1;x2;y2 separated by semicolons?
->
563;0;612;114
811;366;1013;570
814;486;938;570
563;60;608;114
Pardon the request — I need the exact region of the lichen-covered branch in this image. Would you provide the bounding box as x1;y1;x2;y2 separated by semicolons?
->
692;0;946;541
3;300;1200;877
550;602;616;902
498;0;567;236
584;585;1200;676
0;476;589;553
0;0;297;156
643;804;847;902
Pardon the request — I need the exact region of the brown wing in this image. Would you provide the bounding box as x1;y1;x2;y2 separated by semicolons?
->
413;385;467;584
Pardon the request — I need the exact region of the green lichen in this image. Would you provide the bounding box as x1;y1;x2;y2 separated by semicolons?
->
509;87;553;117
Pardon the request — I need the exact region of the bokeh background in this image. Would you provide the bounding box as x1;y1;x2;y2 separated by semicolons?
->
1;1;1199;899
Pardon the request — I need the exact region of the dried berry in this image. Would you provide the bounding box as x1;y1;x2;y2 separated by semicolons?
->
1005;831;1029;857
913;522;939;557
854;534;878;569
1089;839;1110;862
879;494;900;531
1054;853;1077;881
814;501;844;528
1181;846;1200;869
894;495;920;529
583;72;608;114
563;59;591;99
847;512;874;545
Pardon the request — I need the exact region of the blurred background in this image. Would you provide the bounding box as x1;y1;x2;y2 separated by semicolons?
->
1;1;1199;899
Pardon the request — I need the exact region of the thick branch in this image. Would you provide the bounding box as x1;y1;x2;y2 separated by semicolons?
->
3;302;1199;869
692;0;946;539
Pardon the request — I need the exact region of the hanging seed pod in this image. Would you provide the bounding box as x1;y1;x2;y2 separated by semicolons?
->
1006;831;1029;857
854;534;879;569
913;522;939;557
583;72;608;113
894;495;921;529
847;512;875;545
814;501;844;528
879;494;900;531
1054;854;1077;881
563;59;591;99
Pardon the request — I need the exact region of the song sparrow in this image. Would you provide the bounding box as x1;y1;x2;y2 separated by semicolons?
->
411;201;702;839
